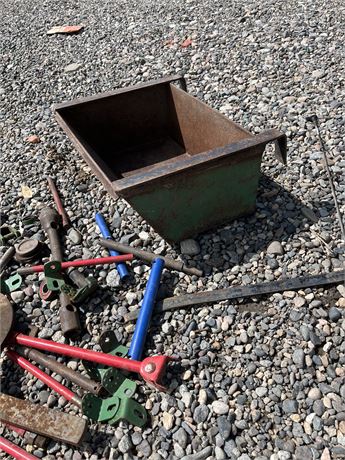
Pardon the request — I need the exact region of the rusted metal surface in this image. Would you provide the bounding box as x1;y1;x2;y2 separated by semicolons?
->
0;246;15;273
125;269;345;321
47;177;70;229
0;294;12;347
99;238;203;277
15;239;42;264
54;76;286;242
39;207;63;261
19;346;105;396
0;394;87;446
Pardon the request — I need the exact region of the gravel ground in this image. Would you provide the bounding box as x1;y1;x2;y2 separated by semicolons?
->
1;0;345;459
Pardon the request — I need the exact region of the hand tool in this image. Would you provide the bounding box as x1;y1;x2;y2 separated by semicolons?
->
95;212;129;280
0;246;15;273
99;238;203;277
129;258;165;361
19;346;106;397
1;295;174;391
7;350;83;408
66;267;97;304
38;279;56;301
125;269;345;320
47;177;70;229
306;115;345;241
0;393;87;446
8;333;173;391
0;435;38;460
10;348;146;427
17;254;133;275
39;206;80;337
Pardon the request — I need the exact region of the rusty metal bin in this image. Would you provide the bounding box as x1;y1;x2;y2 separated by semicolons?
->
54;76;287;242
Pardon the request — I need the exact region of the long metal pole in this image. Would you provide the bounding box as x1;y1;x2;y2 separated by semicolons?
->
307;114;345;241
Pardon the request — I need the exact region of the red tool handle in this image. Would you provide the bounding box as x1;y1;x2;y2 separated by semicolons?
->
19;254;133;274
9;332;172;390
6;350;81;407
10;334;141;373
0;436;38;460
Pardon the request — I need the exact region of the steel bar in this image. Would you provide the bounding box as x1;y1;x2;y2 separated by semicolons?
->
47;177;70;229
6;350;82;408
9;333;173;390
59;292;81;339
39;207;63;261
95;213;129;280
125;269;345;321
99;239;203;277
0;246;15;273
0;436;38;460
129;258;165;360
17;254;133;275
0;394;87;446
307;115;345;241
19;346;105;396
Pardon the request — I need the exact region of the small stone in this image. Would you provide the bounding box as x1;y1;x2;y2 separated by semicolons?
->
64;63;82;73
267;241;284;255
308;388;322;400
198;389;207;405
10;291;25;302
162;412;174;430
217;416;232;440
292;349;305;368
139;231;150;241
282;399;298;414
183;370;192;380
294;296;306;308
295;446;313;460
118;434;133;453
67;228;82;245
180;239;200;256
106;270;121;288
173;427;188;449
193;404;209;423
137;439;151;457
212;401;229;415
180;446;212;460
320;448;331;460
125;292;137;305
255;387;268;397
312;69;325;78
328;307;341;322
301;206;318;222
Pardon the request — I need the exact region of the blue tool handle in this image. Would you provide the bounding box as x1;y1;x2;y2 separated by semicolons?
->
95;212;129;280
129;258;165;361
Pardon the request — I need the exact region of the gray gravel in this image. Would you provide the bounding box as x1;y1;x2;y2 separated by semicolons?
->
1;0;345;459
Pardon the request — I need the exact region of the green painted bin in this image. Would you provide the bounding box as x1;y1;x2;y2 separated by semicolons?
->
54;76;287;242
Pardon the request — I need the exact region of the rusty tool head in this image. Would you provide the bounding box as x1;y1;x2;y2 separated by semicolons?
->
0;294;13;348
139;355;177;391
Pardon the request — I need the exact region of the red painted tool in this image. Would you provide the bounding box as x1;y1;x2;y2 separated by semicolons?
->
17;254;133;275
0;436;38;460
7;350;82;408
8;332;174;391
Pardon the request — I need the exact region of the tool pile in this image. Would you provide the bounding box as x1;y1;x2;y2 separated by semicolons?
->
0;177;205;459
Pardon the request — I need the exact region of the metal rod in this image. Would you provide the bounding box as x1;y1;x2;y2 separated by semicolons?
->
59;292;81;339
129;258;165;360
6;350;82;408
18;346;105;396
124;269;345;321
17;254;133;275
0;436;38;460
39;207;63;261
95;213;129;280
9;332;172;390
307;114;345;241
99;238;203;277
0;246;15;273
47;177;70;229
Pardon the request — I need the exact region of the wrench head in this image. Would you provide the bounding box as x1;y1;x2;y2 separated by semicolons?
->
139;355;177;391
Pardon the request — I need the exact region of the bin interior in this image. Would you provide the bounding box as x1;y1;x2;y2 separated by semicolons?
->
56;83;251;181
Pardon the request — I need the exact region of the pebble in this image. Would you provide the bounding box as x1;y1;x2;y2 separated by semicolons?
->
193;404;209;423
10;291;25;302
212;401;229;415
282;399;298;414
267;241;284;255
64;63;82;73
328;307;341;322
162;412;174;430
67;228;82;244
292;349;305;368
